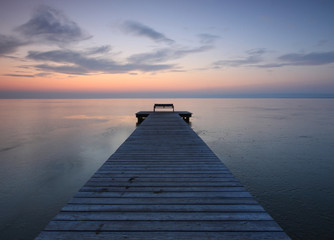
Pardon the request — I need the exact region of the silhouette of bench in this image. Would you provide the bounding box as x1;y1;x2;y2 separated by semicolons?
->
154;104;174;112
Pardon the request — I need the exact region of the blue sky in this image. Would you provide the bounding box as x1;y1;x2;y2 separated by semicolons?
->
0;0;334;98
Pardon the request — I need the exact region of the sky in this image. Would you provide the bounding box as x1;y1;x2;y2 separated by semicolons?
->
0;0;334;98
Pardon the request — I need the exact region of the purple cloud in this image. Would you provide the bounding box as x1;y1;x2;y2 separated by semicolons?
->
198;34;220;44
278;51;334;66
121;21;174;44
128;45;213;64
0;34;26;55
213;48;267;68
26;49;174;75
16;5;90;44
4;74;35;78
257;51;334;68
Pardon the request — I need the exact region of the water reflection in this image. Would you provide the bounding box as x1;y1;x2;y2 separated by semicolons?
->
0;99;137;240
64;115;109;120
0;99;333;240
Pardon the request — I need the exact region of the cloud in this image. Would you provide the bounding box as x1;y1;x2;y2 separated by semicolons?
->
121;21;174;44
34;64;88;75
128;45;213;64
35;72;51;77
213;48;267;68
28;49;100;65
85;45;111;55
246;48;267;55
15;5;90;45
256;63;286;68
4;71;52;78
257;51;334;68
315;39;328;47
278;51;334;65
198;34;220;44
2;5;90;57
214;49;334;69
26;49;174;75
0;34;26;55
4;74;35;78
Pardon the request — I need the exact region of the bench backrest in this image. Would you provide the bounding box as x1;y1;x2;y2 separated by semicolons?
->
154;104;174;112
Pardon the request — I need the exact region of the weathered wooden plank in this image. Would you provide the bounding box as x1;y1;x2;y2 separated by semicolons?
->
84;181;242;187
98;167;228;171
74;191;252;198
68;197;259;205
79;186;246;192
109;153;219;156
61;204;265;212
94;170;230;174
36;231;290;240
88;177;238;182
53;212;274;221
107;159;221;162
106;160;222;163
101;164;225;167
109;156;219;159
92;173;235;178
110;151;217;154
45;220;282;231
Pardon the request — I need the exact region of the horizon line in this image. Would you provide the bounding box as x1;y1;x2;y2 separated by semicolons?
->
1;91;334;99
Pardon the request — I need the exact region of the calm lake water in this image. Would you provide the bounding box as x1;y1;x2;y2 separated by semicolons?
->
0;98;333;239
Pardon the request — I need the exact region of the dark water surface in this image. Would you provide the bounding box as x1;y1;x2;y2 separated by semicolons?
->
0;99;333;239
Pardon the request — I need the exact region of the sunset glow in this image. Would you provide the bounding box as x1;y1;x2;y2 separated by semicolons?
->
1;0;334;98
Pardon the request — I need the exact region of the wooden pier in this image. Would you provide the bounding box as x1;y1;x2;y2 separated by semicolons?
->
136;111;192;124
36;111;290;239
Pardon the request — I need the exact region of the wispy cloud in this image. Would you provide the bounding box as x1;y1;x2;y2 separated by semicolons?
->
34;64;88;75
26;49;174;75
258;51;334;68
15;5;90;45
278;51;334;65
121;20;174;44
213;48;267;68
128;45;213;64
3;7;218;76
1;5;90;58
0;34;27;55
315;39;328;47
4;74;35;78
214;49;334;69
84;45;111;55
198;34;220;44
4;71;52;78
27;49;105;65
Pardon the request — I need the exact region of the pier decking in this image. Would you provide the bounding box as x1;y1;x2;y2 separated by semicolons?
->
36;112;290;239
136;111;192;124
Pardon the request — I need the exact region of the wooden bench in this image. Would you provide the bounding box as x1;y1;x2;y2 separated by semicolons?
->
153;104;174;112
